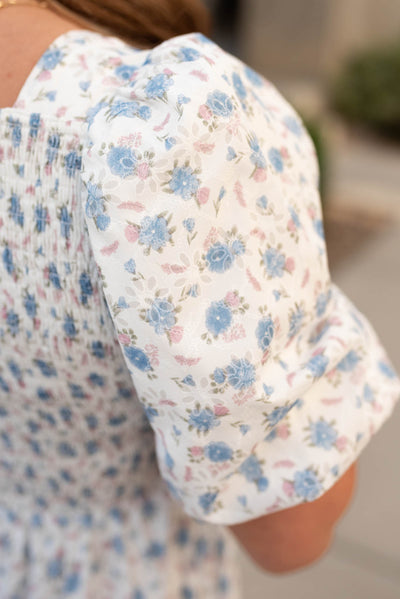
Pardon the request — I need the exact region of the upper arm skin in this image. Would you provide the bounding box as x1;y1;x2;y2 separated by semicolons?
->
228;462;357;574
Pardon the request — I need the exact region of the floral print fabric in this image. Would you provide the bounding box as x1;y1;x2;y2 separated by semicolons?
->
80;32;400;524
0;25;399;599
0;30;241;599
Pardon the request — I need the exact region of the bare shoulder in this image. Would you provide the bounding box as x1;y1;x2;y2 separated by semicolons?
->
0;5;87;108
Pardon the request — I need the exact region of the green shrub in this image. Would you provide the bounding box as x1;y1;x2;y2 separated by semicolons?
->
331;38;400;139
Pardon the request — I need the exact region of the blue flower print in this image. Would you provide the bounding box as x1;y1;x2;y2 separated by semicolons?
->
337;350;360;372
306;354;329;378
9;193;24;227
91;341;105;359
63;315;77;338
165;137;176;150
48;262;62;289
309;419;338;450
86;100;107;129
262;247;285;278
24;293;37;319
284;115;303;137
232;72;247;100
183;218;195;232
182;374;196;386
198;491;218;514
64;151;82;178
85;182;104;218
289;206;301;228
107;146;137;178
146;297;176;334
177;93;191;104
46;133;60;164
59;206;72;238
266;405;291;427
249;135;266;168
188;408;219;432
244;66;263;86
256;196;268;210
316;289;332;317
29;113;41;138
124;258;136;273
79;272;93;305
34;205;48;233
314;219;325;239
255;317;274;351
8;117;21;148
204;442;233;462
34;360;57;378
268;147;284;172
178;47;200;62
169;166;200;200
96;213;110;231
231;239;245;255
39;48;63;70
7;310;19;336
206;90;234;117
124;346;152;371
239;455;262;481
114;64;137;80
293;469;322;500
213;368;226;384
205;242;235;273
145;73;173;99
288;306;305;338
205;300;232;336
378;360;396;379
139;215;170;251
226;358;256;390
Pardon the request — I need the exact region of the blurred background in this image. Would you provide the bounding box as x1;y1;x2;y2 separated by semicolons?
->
205;1;400;597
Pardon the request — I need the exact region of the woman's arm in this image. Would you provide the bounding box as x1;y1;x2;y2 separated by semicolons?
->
228;462;357;574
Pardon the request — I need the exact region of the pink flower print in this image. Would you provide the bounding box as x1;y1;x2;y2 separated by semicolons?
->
283;480;295;497
137;162;149;180
280;146;289;159
214;404;229;416
285;257;295;273
44;163;52;176
246;268;261;292
198;104;213;120
34;318;41;331
193;141;215;154
169;325;183;343
225;291;240;307
124;224;139;243
288;219;296;232
109;57;122;66
163;68;174;76
254;168;267;182
184;466;192;482
174;355;201;366
118;333;130;345
190;70;209;82
197;187;210;204
335;435;348;451
276;424;289;439
308;205;316;219
190;446;203;457
234;180;246;207
56;107;67;118
38;70;51;81
1;306;7;320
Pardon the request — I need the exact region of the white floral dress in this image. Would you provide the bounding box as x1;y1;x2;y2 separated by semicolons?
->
0;28;399;598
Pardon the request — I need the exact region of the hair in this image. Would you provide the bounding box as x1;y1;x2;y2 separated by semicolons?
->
47;0;211;48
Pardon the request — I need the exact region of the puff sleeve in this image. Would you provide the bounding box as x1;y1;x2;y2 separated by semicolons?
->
80;34;400;524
